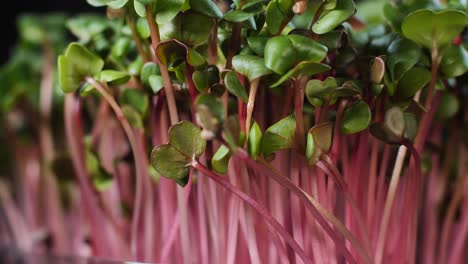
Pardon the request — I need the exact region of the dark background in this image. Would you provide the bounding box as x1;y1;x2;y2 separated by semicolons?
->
2;0;98;63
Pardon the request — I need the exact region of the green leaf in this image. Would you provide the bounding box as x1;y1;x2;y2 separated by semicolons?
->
135;0;156;4
264;36;296;74
386;38;421;82
188;48;206;67
355;0;384;25
247;36;269;57
224;71;248;102
120;89;149;115
305;77;337;106
87;0;113;7
265;0;293;35
224;10;255;22
305;132;316;164
277;0;294;13
66;14;109;43
369;32;398;54
189;0;223;18
210;84;226;97
122;105;144;128
265;35;328;75
248;122;263;159
262;115;296;156
175;175;190;187
192;66;219;93
206;65;220;86
169;121;206;158
402;9;467;49
436;92;459;120
133;1;146;17
312;0;356;34
272;62;331;87
85;150;114;191
232;55;272;81
128;57;144;75
99;70;130;86
92;33;111;51
192;71;209;92
110;37;132;58
396;67;431;99
141;62;161;86
306;122;333;165
79;83;96;97
194;94;224;123
136;17;150;38
312;122;333;153
371;84;384;95
340;101;371;134
58;43;104;93
382;2;403;31
156;40;187;66
212;145;231;174
17;14;50;44
195;105;219;139
148;75;164;94
159;12;213;46
324;0;337;10
150;144;191;180
58;56;80;93
403;113;417;141
316;30;344;50
155;0;185;24
223;115;242;149
440;45;468;78
242;0;268;12
87;0;128;8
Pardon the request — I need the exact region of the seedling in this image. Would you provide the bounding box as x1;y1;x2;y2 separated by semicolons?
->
0;1;467;264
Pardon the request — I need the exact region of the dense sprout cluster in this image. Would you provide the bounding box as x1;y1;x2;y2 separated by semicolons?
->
0;0;467;263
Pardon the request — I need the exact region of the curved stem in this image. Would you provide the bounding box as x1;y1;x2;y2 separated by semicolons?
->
438;152;467;264
318;156;373;259
85;77;145;258
64;94;130;258
401;140;422;264
192;160;312;264
366;138;379;230
414;40;440;152
128;15;150;63
185;64;197;112
245;78;260;144
374;145;407;264
376;47;439;261
145;5;179;125
330;100;347;161
38;41;68;253
233;149;371;264
160;171;194;262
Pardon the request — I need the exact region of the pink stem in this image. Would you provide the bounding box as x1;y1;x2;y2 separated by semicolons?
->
192;160;312;264
197;168;209;264
64;94;129;258
160;171;194;262
234;149;368;263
